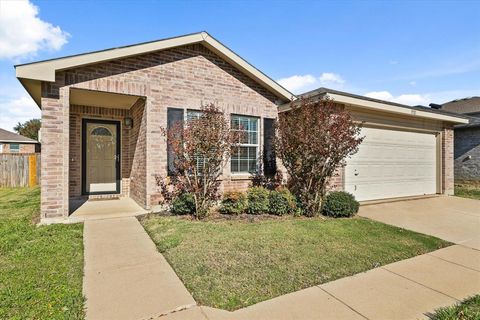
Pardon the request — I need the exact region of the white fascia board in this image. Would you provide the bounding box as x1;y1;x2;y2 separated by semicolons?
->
0;140;38;144
327;93;469;124
15;33;205;82
278;92;468;124
15;32;293;102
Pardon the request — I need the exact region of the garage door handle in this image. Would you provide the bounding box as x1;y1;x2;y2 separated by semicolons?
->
354;172;359;176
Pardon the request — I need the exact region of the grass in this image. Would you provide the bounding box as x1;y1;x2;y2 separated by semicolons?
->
429;295;480;320
141;215;450;310
0;187;84;319
455;184;480;200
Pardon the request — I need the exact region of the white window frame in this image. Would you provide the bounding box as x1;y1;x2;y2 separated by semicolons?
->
230;114;260;174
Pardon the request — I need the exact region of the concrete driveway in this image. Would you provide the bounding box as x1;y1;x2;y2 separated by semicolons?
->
359;196;480;249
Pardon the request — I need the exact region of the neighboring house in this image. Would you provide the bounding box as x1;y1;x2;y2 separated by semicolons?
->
436;97;480;183
0;128;40;154
15;32;467;220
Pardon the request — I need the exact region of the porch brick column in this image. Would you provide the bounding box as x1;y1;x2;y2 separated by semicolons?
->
442;127;454;195
40;87;70;218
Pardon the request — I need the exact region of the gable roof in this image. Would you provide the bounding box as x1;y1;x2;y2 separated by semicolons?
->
15;32;294;106
280;87;469;124
0;128;38;144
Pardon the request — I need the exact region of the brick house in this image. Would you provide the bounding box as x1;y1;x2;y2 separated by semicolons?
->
438;97;480;183
0;128;39;154
15;32;467;221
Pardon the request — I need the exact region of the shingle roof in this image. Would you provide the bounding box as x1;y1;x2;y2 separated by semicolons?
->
0;128;38;143
455;114;480;129
441;97;480;114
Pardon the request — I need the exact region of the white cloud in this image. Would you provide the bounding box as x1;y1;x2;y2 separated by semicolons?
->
277;72;345;94
409;81;416;86
0;0;69;59
277;74;317;93
319;72;345;85
0;95;40;131
364;91;428;106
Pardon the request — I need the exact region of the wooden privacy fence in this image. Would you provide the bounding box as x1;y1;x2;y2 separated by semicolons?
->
0;153;41;187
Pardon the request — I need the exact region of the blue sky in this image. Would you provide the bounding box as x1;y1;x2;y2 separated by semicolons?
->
1;0;479;130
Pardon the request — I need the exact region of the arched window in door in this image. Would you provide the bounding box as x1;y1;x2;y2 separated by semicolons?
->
91;127;112;136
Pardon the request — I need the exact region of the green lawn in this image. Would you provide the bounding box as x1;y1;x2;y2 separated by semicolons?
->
141;215;450;310
429;295;480;320
0;188;84;319
455;184;480;200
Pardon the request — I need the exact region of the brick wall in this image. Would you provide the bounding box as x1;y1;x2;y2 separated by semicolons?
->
442;127;454;195
453;127;480;183
129;99;147;207
0;143;36;154
40;91;69;218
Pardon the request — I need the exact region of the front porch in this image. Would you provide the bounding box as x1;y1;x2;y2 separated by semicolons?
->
69;197;147;222
67;88;148;214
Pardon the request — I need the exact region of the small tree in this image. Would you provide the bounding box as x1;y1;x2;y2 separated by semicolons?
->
14;119;41;140
276;97;363;216
160;104;238;218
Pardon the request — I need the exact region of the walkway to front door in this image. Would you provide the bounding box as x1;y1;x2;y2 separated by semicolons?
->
83;217;195;320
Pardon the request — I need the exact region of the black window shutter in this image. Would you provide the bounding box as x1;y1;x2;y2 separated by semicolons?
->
263;118;276;175
167;108;184;175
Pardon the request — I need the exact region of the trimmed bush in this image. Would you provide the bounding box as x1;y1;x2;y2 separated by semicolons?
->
269;188;297;215
219;191;247;215
322;191;359;218
171;193;196;215
247;186;270;214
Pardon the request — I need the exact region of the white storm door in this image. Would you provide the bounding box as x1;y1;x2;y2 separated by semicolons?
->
345;127;437;201
83;121;120;194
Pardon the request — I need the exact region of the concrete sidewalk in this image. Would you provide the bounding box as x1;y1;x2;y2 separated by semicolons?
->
196;245;480;320
83;217;195;320
82;215;480;320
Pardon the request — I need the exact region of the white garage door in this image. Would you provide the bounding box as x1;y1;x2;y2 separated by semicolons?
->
345;127;437;201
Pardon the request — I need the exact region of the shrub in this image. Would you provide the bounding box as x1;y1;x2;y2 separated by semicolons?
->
219;191;247;215
247;187;270;214
276;97;363;216
251;171;284;190
322;191;359;218
269;188;297;215
171;193;196;215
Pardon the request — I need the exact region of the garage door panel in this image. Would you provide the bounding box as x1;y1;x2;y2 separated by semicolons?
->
345;127;437;201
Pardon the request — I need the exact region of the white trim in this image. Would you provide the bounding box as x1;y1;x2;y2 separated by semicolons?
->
279;92;468;124
230;114;260;174
16;32;293;104
0;140;38;144
327;93;468;124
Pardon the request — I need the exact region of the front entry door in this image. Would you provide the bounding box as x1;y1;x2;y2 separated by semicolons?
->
82;119;121;195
